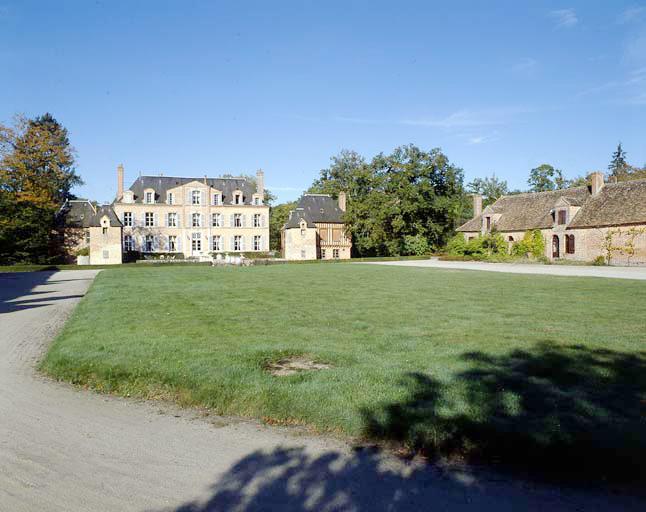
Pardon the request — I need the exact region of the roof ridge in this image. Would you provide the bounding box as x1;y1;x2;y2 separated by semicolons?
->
139;174;248;181
497;186;588;200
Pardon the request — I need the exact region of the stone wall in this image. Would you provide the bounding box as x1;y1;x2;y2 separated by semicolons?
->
283;226;317;260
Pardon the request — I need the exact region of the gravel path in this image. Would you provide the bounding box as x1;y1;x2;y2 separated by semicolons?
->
0;270;643;511
360;258;646;280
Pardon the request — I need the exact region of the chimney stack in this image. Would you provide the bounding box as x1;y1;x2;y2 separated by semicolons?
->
590;171;605;196
256;169;264;198
472;194;483;218
338;191;347;212
117;164;124;200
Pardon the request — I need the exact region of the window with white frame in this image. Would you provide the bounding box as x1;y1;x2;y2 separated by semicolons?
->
253;235;261;251
321;249;326;259
168;235;177;252
167;192;174;205
167;212;178;227
145;212;154;227
191;190;201;205
192;232;201;251
233;235;242;251
145;234;154;252
124;235;134;251
212;235;221;251
191;212;201;227
123;212;132;226
254;197;260;205
333;249;340;259
213;193;221;205
145;191;154;204
253;213;261;227
211;213;221;227
233;213;242;227
234;193;242;205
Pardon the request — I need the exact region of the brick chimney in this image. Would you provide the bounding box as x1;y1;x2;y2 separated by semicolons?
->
256;169;264;198
590;171;605;196
338;191;347;212
117;164;124;200
472;194;483;218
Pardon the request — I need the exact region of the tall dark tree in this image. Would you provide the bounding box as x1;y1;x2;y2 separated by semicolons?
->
0;113;82;263
608;143;629;178
527;164;569;192
268;201;296;252
467;173;508;206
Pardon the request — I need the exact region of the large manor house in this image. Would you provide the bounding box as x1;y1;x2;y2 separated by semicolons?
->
59;167;646;265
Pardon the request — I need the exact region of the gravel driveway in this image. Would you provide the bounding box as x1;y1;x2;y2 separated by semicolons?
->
360;258;646;280
0;270;643;511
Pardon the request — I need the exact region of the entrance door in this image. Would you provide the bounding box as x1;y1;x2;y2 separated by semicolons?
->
552;235;560;258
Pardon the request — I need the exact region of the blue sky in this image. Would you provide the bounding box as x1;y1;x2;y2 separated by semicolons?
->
1;1;645;203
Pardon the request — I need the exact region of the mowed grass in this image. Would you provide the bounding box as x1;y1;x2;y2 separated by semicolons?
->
42;264;646;482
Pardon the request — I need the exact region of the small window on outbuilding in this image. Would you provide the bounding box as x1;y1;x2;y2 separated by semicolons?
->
486;217;491;230
508;236;514;242
558;210;567;225
566;234;575;254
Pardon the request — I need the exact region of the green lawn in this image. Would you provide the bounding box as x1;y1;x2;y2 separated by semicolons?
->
42;264;646;482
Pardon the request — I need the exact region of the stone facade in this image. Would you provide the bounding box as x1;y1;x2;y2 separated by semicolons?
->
281;193;352;260
457;173;646;265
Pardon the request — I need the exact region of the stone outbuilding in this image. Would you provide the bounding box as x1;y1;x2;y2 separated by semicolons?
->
457;172;646;265
281;193;352;260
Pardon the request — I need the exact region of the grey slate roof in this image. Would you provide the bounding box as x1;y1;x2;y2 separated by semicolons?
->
57;200;122;228
126;175;257;204
284;194;345;229
458;179;646;232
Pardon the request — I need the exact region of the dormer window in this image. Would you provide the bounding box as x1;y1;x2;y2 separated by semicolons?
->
191;190;201;205
486;216;491;230
254;197;261;205
213;193;221;205
145;191;155;204
234;193;242;205
557;210;567;225
122;191;134;204
167;192;174;205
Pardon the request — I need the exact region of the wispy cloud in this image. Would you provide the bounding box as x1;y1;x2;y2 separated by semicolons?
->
576;67;646;105
402;107;534;129
550;8;578;29
467;132;500;145
618;6;646;25
512;58;538;77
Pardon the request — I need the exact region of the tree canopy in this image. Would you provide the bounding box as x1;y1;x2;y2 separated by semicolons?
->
309;145;467;256
527;164;569;192
0;113;81;263
467;173;508;206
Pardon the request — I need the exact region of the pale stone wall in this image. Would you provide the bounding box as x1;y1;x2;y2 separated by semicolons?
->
283;226;317;260
113;185;269;257
89;226;122;264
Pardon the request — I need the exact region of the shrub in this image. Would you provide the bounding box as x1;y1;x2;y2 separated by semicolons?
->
403;234;430;256
512;230;545;259
446;234;468;255
446;232;508;260
592;255;606;266
75;247;90;256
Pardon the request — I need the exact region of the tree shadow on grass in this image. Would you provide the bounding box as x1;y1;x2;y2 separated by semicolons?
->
361;342;646;484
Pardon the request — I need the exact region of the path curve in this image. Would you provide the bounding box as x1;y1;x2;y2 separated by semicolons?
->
0;270;643;511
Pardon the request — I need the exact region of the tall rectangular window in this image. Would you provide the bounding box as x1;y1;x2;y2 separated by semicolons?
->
333;249;340;259
123;212;132;226
124;235;134;251
167;192;174;205
192;233;201;251
486;217;491;230
233;235;242;251
253;235;261;251
191;190;201;205
253;213;261;227
145;234;154;252
212;213;221;227
145;212;154;227
234;213;242;227
168;235;177;252
212;235;221;251
167;212;177;227
191;213;201;227
145;191;153;204
213;194;220;205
